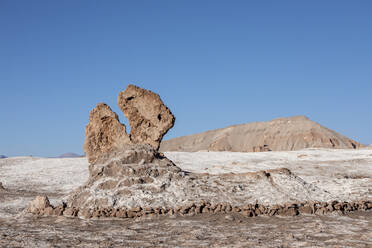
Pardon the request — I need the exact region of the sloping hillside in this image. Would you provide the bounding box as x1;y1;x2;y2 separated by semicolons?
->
160;116;362;152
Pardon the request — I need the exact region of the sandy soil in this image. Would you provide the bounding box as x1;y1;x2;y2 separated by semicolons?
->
0;148;372;247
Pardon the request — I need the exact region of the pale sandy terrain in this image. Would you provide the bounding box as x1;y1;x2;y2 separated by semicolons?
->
0;149;371;247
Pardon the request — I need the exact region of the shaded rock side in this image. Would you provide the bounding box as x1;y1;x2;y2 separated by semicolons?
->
160;116;363;152
118;84;175;150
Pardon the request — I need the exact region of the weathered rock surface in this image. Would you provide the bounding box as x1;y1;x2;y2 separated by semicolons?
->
84;103;131;164
160;116;363;152
84;85;175;164
27;196;52;215
118;84;175;150
61;143;334;215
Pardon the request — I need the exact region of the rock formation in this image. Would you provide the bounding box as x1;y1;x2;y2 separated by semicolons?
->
83;103;131;164
27;196;53;215
118;84;175;150
27;85;371;220
160;116;363;152
83;85;175;164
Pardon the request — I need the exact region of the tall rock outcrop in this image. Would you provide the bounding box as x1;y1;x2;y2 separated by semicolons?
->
83;85;175;164
160;116;363;152
84;103;131;164
118;84;175;150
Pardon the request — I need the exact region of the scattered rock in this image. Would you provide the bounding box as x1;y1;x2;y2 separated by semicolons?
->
33;199;372;219
225;215;235;221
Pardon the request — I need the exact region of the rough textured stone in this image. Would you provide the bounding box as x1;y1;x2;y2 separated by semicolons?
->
84;85;175;164
118;84;175;150
83;103;131;164
35;199;372;219
28;196;52;214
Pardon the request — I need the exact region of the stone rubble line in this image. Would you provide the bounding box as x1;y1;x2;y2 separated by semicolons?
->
29;197;372;219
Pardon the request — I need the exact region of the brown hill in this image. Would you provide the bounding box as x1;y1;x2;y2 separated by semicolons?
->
160;116;363;152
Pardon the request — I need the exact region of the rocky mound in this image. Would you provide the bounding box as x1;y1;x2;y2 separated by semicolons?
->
160;116;362;152
32;144;365;218
65;146;333;212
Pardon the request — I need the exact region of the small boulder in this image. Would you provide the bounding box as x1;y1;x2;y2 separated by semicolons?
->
28;196;53;215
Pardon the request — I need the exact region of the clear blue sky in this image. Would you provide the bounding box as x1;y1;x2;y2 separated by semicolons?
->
1;0;371;157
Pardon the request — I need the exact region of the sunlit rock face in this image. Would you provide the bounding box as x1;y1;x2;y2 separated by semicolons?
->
83;103;131;165
118;84;175;150
84;84;175;165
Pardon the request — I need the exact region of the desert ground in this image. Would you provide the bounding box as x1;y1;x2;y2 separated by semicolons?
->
0;148;371;247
